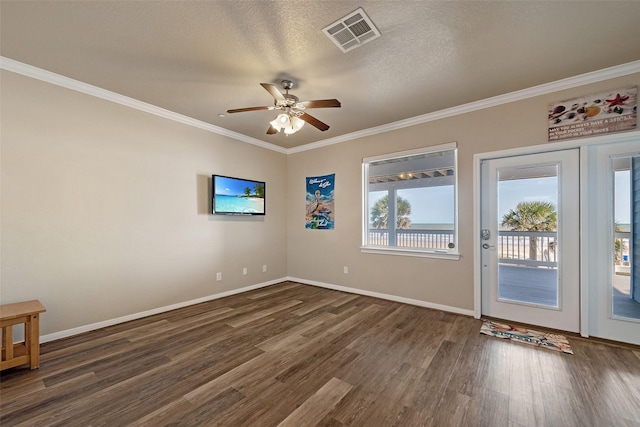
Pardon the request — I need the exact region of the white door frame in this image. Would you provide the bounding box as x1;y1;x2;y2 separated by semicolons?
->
583;140;640;344
473;130;640;338
480;150;580;332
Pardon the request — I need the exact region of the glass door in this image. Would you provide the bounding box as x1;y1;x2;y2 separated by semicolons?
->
481;150;580;332
585;141;640;345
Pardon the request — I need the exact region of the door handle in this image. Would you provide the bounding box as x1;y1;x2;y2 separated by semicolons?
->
482;243;495;249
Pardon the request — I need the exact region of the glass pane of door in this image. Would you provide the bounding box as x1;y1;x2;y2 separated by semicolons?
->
612;155;640;320
585;141;639;345
497;164;559;308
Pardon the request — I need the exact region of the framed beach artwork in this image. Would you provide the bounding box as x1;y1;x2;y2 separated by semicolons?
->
548;86;637;141
305;174;335;229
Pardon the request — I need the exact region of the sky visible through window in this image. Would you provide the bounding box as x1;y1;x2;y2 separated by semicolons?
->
369;187;455;226
369;172;631;227
498;177;557;223
615;170;631;226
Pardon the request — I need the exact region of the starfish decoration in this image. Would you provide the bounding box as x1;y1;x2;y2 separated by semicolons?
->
605;93;629;107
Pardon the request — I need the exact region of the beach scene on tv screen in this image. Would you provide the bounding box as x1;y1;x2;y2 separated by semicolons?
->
214;176;265;214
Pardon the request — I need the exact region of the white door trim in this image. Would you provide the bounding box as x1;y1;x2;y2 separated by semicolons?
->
472;130;640;338
480;150;580;332
583;140;640;345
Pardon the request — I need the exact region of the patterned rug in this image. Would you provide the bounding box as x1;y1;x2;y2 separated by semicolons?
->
480;320;573;354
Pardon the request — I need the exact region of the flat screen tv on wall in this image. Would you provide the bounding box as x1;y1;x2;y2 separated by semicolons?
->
212;174;266;215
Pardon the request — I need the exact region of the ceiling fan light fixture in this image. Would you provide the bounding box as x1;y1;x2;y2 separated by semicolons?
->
278;113;290;125
270;112;305;135
292;115;305;131
284;116;305;134
269;117;281;131
228;80;340;135
270;112;291;131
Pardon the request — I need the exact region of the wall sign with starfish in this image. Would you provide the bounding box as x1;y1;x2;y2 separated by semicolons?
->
548;86;637;141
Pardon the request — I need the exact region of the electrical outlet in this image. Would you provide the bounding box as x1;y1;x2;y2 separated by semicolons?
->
344;266;349;274
216;272;222;281
262;265;267;272
243;267;247;275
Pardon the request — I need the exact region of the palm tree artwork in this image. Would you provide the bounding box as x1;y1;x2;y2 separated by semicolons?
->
254;183;265;199
370;195;412;229
501;201;557;261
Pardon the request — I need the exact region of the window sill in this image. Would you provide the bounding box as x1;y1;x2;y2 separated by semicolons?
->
360;246;461;260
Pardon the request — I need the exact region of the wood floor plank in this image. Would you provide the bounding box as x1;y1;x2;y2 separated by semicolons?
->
129;396;196;427
539;381;590;427
246;282;302;299
430;388;472;427
507;344;546;426
277;377;353;427
1;281;638;426
225;299;303;328
478;336;512;396
0;371;96;416
445;320;493;398
256;311;336;352
462;387;510;427
292;294;343;316
408;339;466;417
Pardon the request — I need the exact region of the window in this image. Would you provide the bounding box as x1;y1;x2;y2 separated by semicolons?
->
362;142;458;259
611;155;640;320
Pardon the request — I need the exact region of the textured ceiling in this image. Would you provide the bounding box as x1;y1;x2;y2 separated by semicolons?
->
2;1;640;150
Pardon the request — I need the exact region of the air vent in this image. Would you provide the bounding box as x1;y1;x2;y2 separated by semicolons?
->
323;8;380;53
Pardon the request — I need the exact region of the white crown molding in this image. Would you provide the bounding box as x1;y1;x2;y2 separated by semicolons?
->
287;60;640;154
2;56;638;156
0;56;288;154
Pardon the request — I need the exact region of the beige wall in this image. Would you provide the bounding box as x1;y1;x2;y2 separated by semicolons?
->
1;71;288;336
2;67;639;337
286;73;640;311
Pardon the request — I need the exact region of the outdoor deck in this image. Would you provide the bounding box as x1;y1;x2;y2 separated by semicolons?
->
369;228;639;319
498;265;557;307
499;265;640;320
612;273;640;319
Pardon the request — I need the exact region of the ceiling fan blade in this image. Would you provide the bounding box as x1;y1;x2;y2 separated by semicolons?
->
226;106;272;114
260;83;285;101
299;113;330;131
266;125;278;135
299;99;341;109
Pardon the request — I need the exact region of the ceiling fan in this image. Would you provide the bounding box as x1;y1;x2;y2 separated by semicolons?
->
226;80;341;135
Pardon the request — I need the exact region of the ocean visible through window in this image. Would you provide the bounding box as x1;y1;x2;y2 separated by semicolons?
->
362;142;458;259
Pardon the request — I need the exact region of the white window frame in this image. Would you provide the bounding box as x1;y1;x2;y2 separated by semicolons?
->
361;142;460;260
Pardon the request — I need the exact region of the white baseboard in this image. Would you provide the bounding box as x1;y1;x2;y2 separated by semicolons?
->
287;276;475;317
41;276;473;343
40;278;286;343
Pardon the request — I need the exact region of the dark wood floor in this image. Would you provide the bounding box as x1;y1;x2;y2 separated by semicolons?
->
1;282;639;426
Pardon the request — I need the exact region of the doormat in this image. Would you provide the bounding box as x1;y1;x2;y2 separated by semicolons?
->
480;320;573;354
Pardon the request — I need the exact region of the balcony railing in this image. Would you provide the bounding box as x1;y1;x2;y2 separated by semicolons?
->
368;229;454;249
497;231;556;268
368;229;558;268
615;231;631;266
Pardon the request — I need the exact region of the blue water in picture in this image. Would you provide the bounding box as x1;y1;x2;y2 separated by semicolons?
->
305;215;334;229
214;194;264;214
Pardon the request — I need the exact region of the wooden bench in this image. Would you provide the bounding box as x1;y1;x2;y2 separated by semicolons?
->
1;300;46;370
